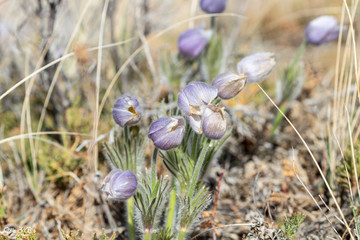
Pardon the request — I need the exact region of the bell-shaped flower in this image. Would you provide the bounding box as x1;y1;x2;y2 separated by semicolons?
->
201;105;227;139
178;26;212;58
200;0;227;14
177;82;218;133
112;94;142;127
212;72;246;99
101;169;138;201
237;52;276;83
305;16;339;45
148;116;186;150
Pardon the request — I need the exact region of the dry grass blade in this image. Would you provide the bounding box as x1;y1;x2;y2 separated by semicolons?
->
0;39;135;102
90;0;110;173
342;0;360;104
0;131;89;145
257;83;354;240
35;0;93;136
345;107;360;198
291;150;342;239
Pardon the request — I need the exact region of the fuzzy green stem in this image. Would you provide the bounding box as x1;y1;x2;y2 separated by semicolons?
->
144;229;152;240
271;104;288;135
177;228;187;240
291;41;307;66
188;141;210;198
166;180;177;232
210;16;216;30
124;126;133;171
127;197;135;240
190;133;199;161
151;147;158;188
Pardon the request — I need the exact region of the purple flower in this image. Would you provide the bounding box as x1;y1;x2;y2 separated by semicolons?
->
200;0;226;14
177;82;218;133
178;26;212;58
237;52;276;83
148;116;186;150
305;16;340;45
201;105;227;139
101;169;138;200
212;72;246;99
112;94;142;127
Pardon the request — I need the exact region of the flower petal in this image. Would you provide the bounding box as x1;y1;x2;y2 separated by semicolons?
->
201;105;227;139
212;72;246;99
237;52;276;83
305;16;339;45
178;82;218;115
148;116;186;150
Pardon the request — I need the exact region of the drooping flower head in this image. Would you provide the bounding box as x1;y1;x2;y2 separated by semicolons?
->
177;82;218;133
305;16;339;45
201;105;227;139
148;116;186;150
112;94;142;127
237;52;276;83
101;169;138;201
178;26;213;58
200;0;227;14
212;72;246;99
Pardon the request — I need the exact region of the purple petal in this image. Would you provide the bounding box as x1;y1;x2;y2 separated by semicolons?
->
188;114;203;134
237;52;276;83
212;72;246;99
178;27;212;58
177;82;218;115
102;169;138;201
148;116;186;150
200;0;226;13
109;170;138;200
101;169;123;195
201;105;227;139
305;16;339;45
112;94;142;127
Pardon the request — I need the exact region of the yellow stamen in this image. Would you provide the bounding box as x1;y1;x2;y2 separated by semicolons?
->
128;106;137;114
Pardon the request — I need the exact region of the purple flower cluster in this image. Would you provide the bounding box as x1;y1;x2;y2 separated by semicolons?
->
178;82;227;139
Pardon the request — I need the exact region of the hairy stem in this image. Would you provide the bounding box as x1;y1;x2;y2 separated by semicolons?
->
166;180;177;232
151;147;158;188
177;228;187;240
188;141;209;198
127;197;135;240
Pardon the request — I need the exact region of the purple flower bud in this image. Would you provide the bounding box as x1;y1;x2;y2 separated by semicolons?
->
200;0;226;14
178;26;212;58
101;169;138;200
112;94;142;127
237;52;276;83
148;116;186;150
212;72;246;99
202;105;227;139
305;16;339;45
